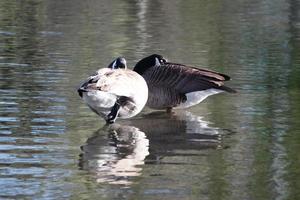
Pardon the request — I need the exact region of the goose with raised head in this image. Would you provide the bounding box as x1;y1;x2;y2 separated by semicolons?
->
133;54;236;111
78;57;148;124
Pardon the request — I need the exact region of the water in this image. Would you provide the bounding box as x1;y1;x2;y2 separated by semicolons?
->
0;0;300;199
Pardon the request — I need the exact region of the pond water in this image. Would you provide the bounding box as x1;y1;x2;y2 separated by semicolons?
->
0;0;300;199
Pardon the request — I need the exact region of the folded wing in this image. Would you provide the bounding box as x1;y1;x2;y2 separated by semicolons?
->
144;62;236;94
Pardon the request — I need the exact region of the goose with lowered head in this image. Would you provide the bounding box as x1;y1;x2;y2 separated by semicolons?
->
133;54;236;111
78;57;148;124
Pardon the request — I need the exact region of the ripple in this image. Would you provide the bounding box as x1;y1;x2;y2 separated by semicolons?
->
0;101;18;105
0;63;30;67
0;30;16;36
32;96;66;103
0;167;46;178
39;31;63;36
0;117;19;122
0;178;40;197
31;118;64;123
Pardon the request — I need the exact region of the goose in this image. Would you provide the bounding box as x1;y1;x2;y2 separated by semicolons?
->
133;54;236;111
77;57;148;124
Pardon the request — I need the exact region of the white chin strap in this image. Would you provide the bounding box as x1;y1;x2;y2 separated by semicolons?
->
155;58;161;67
111;60;117;69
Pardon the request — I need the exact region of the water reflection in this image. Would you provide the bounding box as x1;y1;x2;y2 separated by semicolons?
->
79;124;149;185
129;111;226;164
79;111;228;185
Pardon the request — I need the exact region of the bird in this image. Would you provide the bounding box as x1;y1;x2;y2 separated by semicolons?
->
77;57;148;124
133;54;236;111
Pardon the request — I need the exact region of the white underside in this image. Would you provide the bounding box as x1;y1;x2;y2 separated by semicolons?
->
82;89;147;119
176;89;224;109
82;90;116;118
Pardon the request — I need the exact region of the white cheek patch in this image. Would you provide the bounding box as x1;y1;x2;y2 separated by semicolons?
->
155;58;161;66
111;60;117;69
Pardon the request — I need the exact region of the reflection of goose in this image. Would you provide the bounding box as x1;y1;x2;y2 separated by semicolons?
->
79;111;232;184
122;110;228;163
79;124;149;185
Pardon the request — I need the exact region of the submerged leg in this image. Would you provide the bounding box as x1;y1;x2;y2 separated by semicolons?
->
106;102;121;124
166;107;173;113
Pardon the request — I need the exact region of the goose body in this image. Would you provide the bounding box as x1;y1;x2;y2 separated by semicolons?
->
78;58;148;123
133;54;236;110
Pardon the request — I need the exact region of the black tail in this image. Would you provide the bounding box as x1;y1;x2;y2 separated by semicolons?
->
220;85;237;93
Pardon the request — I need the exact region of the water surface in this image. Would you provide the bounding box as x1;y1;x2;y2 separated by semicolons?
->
0;0;300;199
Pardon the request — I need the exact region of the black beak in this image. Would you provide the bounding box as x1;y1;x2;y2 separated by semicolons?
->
78;74;99;98
77;81;90;98
77;87;88;98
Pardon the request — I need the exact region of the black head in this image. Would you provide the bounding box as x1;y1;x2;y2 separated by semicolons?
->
133;54;167;75
107;57;127;69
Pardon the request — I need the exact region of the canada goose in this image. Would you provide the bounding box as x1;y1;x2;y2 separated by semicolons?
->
77;57;148;123
133;54;236;110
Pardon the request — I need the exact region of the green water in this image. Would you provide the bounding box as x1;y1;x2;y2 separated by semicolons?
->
0;0;300;199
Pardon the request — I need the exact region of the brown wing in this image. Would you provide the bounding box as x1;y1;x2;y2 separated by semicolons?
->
143;62;236;94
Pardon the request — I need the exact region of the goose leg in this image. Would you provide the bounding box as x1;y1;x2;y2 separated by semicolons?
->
106;96;134;124
106;102;121;124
